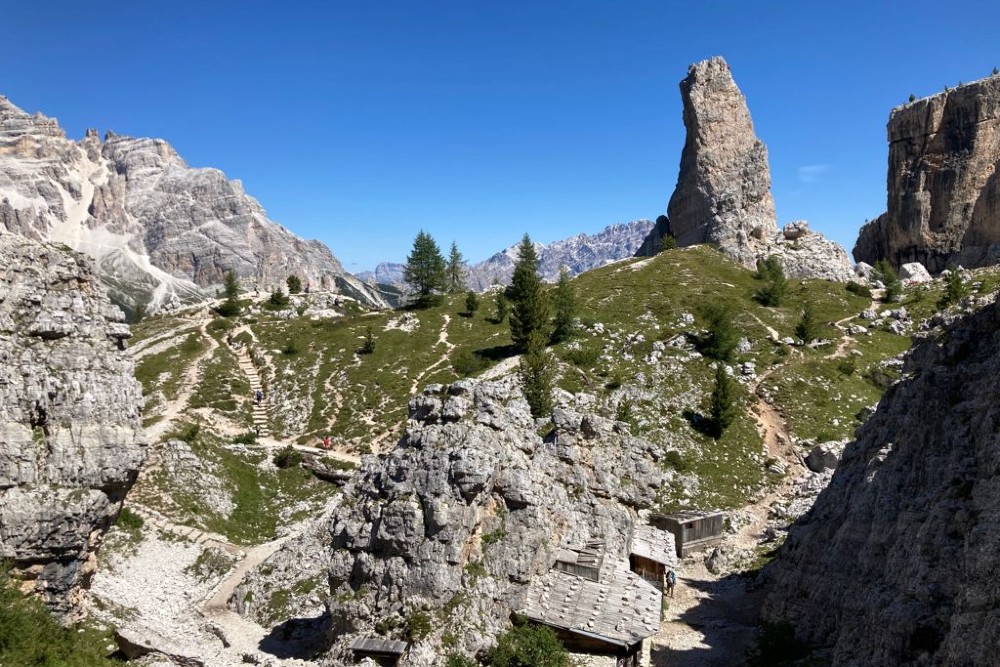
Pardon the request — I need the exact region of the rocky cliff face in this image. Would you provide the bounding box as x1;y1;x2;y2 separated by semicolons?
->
762;295;1000;665
662;57;777;264
464;219;654;290
853;74;1000;273
0;95;384;312
322;377;666;664
639;58;852;281
0;232;146;616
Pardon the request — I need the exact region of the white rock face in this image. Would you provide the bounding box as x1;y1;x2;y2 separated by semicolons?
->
899;262;932;283
0;232;147;615
0;95;386;312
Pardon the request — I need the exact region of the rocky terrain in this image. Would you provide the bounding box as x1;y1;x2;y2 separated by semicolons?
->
763;293;1000;665
854;73;1000;273
358;220;654;292
0;95;387;313
638;58;853;282
0;232;146;616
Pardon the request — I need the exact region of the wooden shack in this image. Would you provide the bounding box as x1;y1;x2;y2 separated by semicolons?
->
348;637;408;666
654;511;726;557
628;524;676;593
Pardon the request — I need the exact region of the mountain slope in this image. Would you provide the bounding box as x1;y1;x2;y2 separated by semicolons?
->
0;95;385;312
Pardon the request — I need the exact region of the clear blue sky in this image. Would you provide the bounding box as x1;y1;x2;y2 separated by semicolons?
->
5;1;999;271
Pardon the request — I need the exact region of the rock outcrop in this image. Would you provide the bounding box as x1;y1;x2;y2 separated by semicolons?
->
762;296;1000;665
638;58;853;281
661;57;777;264
0;232;146;615
0;95;386;312
853;73;1000;272
322;378;666;664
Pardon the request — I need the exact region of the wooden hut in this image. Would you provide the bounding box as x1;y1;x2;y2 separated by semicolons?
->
654;511;726;558
628;524;676;592
348;637;408;666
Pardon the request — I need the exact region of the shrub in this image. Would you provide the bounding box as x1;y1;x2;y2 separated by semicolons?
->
487;619;570;667
359;326;376;354
700;302;739;361
465;291;480;315
493;289;509;323
452;350;489;377
268;289;290;309
282;338;301;355
795;302;821;343
232;431;258;445
663;450;687;472
753;256;787;307
116;506;144;532
286;274;302;294
836;358;857;376
940;269;969;307
563;345;601;368
660;234;677;251
445;653;478;667
846;281;872;298
710;365;738;438
874;260;902;302
405;610;433;641
272;445;303;469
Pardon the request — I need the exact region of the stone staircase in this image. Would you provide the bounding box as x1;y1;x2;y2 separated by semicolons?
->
237;347;270;438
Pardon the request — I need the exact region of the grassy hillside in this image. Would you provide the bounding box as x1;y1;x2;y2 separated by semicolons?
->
130;246;989;521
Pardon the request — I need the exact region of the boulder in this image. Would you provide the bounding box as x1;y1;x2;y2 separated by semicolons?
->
783;220;810;240
899;262;932;284
805;441;847;473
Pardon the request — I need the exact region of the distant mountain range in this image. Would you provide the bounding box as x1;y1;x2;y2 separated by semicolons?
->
0;95;390;312
356;219;655;291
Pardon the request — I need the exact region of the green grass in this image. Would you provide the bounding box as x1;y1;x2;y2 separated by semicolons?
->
134;329;207;400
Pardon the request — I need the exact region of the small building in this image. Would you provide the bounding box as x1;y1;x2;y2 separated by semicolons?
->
348;637;408;666
521;542;662;667
628;524;676;592
654;511;726;558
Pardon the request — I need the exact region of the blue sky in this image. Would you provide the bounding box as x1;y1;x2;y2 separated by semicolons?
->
5;1;999;271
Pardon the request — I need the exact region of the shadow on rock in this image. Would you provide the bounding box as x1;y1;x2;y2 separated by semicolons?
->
259;611;332;660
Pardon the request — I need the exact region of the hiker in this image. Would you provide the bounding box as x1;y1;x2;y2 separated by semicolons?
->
322;435;330;449
254;424;260;437
667;568;677;598
254;389;263;406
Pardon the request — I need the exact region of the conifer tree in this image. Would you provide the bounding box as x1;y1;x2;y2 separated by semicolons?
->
217;270;241;317
710;364;738;438
403;230;447;307
509;234;550;352
286;274;302;294
465;290;480;314
701;302;738;361
550;267;577;344
494;289;509;323
874;260;902;302
753;256;788;307
519;330;553;418
447;241;467;294
795;302;821;342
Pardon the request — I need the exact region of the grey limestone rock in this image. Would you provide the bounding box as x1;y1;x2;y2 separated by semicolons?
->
322;377;664;664
0;232;146;615
0;94;385;313
763;298;1000;665
853;73;1000;272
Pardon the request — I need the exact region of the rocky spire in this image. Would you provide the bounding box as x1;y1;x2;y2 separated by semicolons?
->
665;56;777;263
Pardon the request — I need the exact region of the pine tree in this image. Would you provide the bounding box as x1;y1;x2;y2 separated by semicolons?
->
754;256;788;307
874;260;902;302
217;270;241;317
494;289;509;323
519;330;553;418
710;364;738;438
795;302;821;342
550;267;577;344
447;241;467;294
940;268;969;307
509;234;550;352
286;274;302;294
701;302;738;361
465;290;480;314
403;230;447;307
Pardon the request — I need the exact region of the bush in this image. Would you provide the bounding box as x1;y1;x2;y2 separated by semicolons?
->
465;291;480;315
452;350;489;377
273;445;303;469
286;274;302;294
940;269;969;307
874;260;902;302
846;281;872;298
116;506;144;532
232;431;258;445
660;233;677;251
359;326;376;354
663;450;687;472
700;302;739;361
445;653;478;667
753;256;787;307
405;610;433;641
795;302;821;343
487;619;570;667
563;345;601;368
282;339;301;355
268;289;290;309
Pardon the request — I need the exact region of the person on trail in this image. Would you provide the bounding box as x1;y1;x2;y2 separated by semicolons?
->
667;568;677;598
254;424;260;438
322;435;330;449
254;389;263;406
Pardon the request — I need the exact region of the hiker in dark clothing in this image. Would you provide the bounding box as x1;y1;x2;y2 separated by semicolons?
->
254;389;263;406
667;568;677;598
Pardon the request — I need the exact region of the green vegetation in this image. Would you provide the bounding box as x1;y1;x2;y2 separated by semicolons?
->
216;270;241;317
487;619;570;667
465;290;480;315
405;609;434;641
710;364;738;438
0;567;118;667
134;330;207;400
940;269;969;307
753;256;788;307
874;260;902;302
794;302;821;343
268;288;290;309
550;267;577;344
286;274;302;294
360;326;377;354
846;281;872;298
660;233;677;251
747;622;811;666
700;301;738;361
404;230;448;307
445;653;479;667
509;234;550;352
519;331;553;418
273;445;304;468
493;289;509;323
448;241;467;293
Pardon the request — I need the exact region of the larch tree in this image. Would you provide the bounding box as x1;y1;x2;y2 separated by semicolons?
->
403;230;447;307
550;267;577;344
447;241;467;294
509;234;549;352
